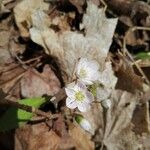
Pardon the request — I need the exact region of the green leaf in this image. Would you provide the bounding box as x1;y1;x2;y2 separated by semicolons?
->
135;52;150;60
0;97;47;132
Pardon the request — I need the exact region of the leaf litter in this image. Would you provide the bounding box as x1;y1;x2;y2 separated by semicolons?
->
0;0;150;150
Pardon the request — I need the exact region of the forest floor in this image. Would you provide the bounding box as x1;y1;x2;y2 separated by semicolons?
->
0;0;150;150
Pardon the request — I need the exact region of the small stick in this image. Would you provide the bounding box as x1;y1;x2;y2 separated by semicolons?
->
100;0;107;11
123;26;150;85
0;99;59;120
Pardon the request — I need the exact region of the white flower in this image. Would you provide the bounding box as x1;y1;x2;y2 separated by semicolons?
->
65;81;94;112
76;58;100;85
75;115;93;133
101;99;111;109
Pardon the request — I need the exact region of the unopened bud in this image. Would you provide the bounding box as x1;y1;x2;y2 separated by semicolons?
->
75;115;92;133
101;99;111;109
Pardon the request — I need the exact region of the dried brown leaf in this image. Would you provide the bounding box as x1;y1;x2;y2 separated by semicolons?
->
69;123;95;150
115;55;143;93
15;123;61;150
21;65;61;98
0;63;25;99
132;102;150;135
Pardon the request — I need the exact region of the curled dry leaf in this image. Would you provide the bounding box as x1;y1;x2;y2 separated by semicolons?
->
102;90;142;150
115;55;143;93
99;61;117;89
21;65;61;98
30;9;64;58
29;1;118;82
61;1;118;79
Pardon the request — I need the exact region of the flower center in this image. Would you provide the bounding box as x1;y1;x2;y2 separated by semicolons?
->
79;68;87;78
75;91;85;101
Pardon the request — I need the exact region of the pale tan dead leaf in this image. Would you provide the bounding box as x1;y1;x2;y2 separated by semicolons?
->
61;1;118;79
14;0;49;37
82;89;147;150
21;65;61;98
99;61;118;89
30;2;117;83
82;103;104;136
97;86;112;101
102;90;141;150
30;9;64;57
0;0;10;15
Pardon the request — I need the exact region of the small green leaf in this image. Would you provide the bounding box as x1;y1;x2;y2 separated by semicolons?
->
135;52;150;60
88;83;99;97
0;97;46;132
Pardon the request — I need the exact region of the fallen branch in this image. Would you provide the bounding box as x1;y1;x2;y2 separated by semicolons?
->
0;98;59;119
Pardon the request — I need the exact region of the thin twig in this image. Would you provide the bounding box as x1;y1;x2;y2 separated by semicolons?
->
100;0;107;11
123;26;150;85
0;99;58;120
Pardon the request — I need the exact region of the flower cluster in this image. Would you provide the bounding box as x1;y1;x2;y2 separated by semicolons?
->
65;57;116;112
65;57;117;132
65;58;100;112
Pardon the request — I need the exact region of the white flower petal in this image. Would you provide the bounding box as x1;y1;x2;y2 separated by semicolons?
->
75;81;87;91
85;91;94;103
88;60;99;70
79;78;93;85
77;102;91;112
65;88;75;98
87;70;100;81
66;97;77;109
76;57;100;85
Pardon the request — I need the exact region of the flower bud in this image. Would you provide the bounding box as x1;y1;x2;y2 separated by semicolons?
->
75;115;92;133
101;99;111;109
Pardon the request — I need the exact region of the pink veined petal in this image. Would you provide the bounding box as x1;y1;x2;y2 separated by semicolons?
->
77;102;91;112
66;97;77;109
65;87;75;98
75;81;87;91
79;78;93;85
85;91;94;103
